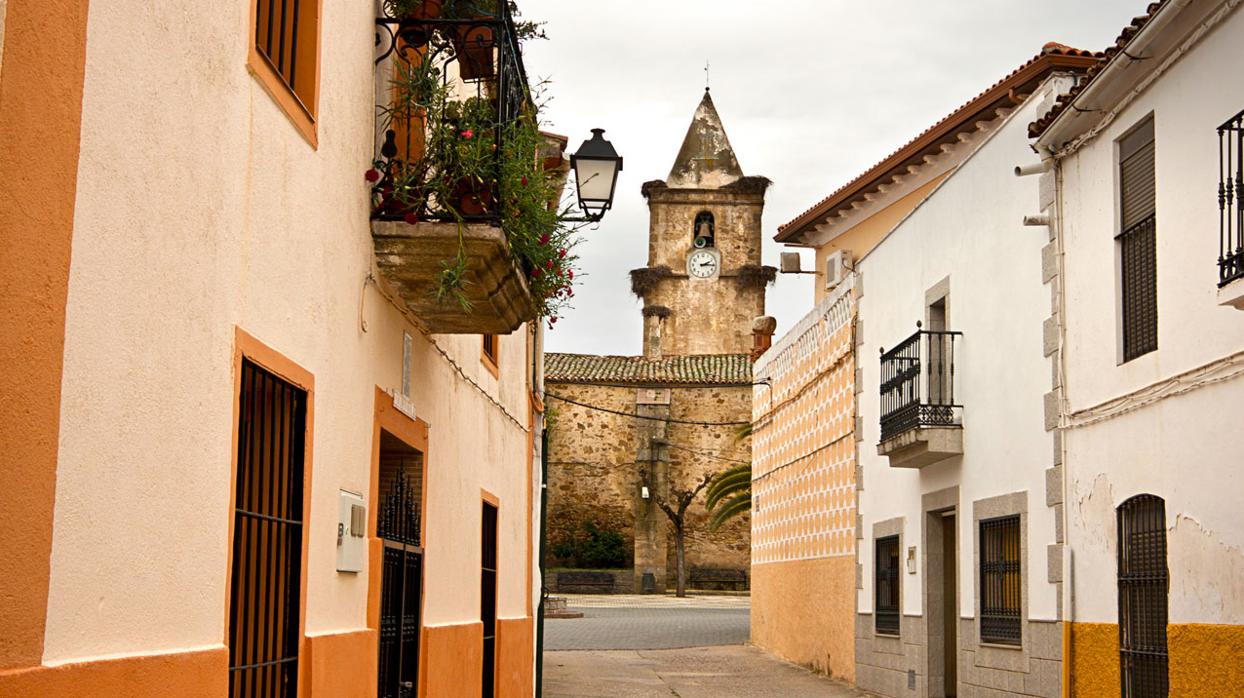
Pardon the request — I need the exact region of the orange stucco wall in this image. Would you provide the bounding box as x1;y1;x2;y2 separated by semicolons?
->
751;557;857;681
0;0;89;670
0;647;227;698
307;629;375;697
496;616;534;698
1071;621;1244;697
422;622;484;698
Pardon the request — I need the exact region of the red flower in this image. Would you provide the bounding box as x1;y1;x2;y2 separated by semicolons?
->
539;234;550;246
521;176;529;186
404;212;419;225
533;267;542;278
558;248;567;259
461;129;474;139
545;260;554;270
365;168;381;183
568;270;574;280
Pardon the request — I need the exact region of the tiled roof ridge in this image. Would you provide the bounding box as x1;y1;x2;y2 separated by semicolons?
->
1028;2;1167;138
544;352;753;386
776;43;1099;241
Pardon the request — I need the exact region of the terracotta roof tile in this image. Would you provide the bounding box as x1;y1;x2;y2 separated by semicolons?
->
544;352;752;386
1028;2;1167;138
777;43;1098;242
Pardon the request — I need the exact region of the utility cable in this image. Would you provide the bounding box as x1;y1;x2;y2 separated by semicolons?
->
544;391;751;426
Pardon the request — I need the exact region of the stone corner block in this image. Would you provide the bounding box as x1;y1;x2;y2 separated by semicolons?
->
1045;466;1063;507
1041;242;1058;283
1047;543;1064;584
1042;316;1059;357
1043;390;1061;432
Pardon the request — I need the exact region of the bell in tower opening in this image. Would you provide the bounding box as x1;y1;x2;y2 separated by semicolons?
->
693;211;715;249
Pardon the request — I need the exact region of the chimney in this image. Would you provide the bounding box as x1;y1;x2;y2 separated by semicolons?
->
751;316;777;361
642;306;671;359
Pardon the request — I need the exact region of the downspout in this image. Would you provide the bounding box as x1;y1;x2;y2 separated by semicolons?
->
534;428;549;698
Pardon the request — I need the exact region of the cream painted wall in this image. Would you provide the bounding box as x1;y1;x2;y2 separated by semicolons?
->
45;0;534;663
1055;4;1244;624
811;175;948;305
856;92;1057;622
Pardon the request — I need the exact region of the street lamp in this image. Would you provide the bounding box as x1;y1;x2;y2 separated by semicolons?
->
568;129;623;222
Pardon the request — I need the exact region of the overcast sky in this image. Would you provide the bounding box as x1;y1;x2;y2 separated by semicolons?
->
521;0;1143;356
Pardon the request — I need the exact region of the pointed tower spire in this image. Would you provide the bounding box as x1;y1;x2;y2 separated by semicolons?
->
667;89;744;188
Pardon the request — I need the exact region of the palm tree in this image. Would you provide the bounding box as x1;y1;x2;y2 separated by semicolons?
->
706;422;753;531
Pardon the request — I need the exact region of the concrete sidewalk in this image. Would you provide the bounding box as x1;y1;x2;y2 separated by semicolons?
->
542;645;867;698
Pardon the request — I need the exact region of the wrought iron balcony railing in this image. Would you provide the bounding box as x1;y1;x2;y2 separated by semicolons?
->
373;0;532;226
879;326;962;443
1219;108;1244;287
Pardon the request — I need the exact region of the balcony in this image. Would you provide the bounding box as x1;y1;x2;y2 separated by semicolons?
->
1218;108;1244;309
370;1;572;333
878;327;963;469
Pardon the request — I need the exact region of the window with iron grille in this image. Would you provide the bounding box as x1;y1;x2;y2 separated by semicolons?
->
1118;495;1168;697
481;502;499;697
979;515;1021;645
482;334;499;366
229;359;308;697
1218;109;1244;286
1118;118;1157;362
874;535;900;636
252;0;320;131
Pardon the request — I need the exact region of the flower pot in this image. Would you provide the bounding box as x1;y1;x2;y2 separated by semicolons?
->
395;0;443;48
452;21;495;80
452;178;495;216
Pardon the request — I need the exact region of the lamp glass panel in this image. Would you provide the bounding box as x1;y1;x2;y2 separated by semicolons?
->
575;158;616;204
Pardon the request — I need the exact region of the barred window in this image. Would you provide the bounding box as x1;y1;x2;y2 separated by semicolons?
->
980;515;1021;645
1118;494;1169;697
875;535;900;636
250;0;320;143
1118;118;1157;362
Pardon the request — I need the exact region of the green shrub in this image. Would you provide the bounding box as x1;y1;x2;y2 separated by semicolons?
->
553;521;627;569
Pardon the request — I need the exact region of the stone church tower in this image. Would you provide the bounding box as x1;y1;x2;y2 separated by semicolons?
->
543;91;770;595
636;88;771;358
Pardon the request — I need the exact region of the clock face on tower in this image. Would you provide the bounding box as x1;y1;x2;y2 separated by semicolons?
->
687;250;720;279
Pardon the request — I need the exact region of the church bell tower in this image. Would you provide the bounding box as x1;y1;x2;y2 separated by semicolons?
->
635;89;771;358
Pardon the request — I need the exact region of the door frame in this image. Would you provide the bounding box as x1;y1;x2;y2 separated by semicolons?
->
923;486;960;698
370;388;430;698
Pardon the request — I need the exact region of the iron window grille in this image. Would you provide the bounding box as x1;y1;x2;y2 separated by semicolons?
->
1119;120;1157;362
1218;109;1244;286
481;502;499;697
1118;494;1169;697
254;0;317;113
979;515;1021;646
875;535;900;636
373;2;532;227
229;360;308;697
377;455;423;698
879;326;962;442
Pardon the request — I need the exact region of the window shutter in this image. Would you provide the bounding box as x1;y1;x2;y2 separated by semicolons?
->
1118;119;1158;362
1120;120;1156;230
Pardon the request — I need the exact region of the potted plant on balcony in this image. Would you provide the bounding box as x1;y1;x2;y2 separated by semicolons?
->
385;0;444;48
443;0;498;81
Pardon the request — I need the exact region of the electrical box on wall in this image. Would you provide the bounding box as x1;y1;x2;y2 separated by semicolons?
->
337;490;366;573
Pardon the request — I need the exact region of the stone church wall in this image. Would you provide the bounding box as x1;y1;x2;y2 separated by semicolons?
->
545;380;752;588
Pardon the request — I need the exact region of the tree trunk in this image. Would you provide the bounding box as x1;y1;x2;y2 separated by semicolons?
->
674;524;687;598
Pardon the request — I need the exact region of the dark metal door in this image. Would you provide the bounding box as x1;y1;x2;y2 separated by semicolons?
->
1118;494;1169;697
379;470;423;698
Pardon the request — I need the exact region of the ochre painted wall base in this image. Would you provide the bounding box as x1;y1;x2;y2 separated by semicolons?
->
751;556;856;681
307;629;376;697
1070;621;1244;697
423;621;484;698
496;616;534;698
0;647;227;698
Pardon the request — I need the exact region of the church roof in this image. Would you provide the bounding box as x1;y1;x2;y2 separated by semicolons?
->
545;352;753;387
666;89;745;188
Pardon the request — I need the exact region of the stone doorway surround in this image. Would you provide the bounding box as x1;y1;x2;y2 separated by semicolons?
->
922;486;958;698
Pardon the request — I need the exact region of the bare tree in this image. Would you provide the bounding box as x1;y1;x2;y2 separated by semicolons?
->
640;469;713;597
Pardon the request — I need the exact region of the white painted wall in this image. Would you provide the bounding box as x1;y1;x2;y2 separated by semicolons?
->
44;0;535;662
856;89;1058;622
1054;3;1244;625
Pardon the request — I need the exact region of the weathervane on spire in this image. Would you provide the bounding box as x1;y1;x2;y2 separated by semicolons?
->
705;60;710;91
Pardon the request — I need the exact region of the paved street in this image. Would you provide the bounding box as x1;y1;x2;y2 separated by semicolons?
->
543;594;750;650
543;645;867;697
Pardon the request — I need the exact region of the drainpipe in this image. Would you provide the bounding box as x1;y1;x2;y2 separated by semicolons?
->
534;428;549;698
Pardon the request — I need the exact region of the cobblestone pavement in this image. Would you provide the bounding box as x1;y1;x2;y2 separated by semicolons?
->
544;594;749;650
542;645;867;698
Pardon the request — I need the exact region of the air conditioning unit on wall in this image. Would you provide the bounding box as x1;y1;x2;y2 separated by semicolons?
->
825;249;852;290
